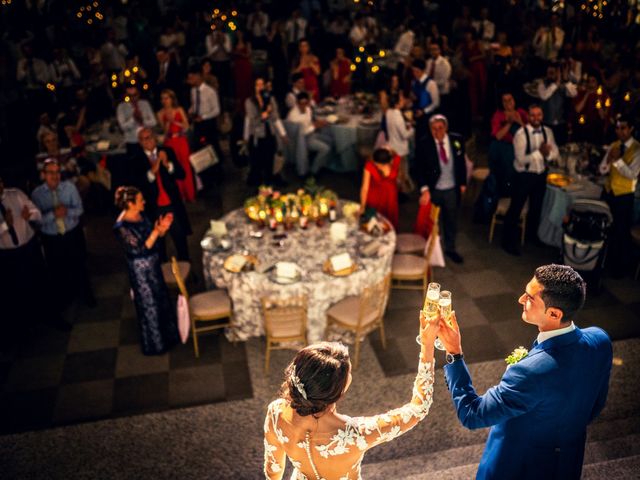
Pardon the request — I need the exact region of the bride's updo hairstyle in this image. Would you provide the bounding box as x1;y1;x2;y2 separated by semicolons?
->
114;186;140;210
280;342;350;417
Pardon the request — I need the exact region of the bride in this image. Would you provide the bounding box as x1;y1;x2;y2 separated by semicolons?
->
264;311;439;479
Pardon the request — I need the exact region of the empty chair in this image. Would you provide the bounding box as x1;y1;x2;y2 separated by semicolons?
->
391;205;441;294
170;257;233;358
489;197;528;246
261;295;308;373
325;274;391;368
395;233;427;254
162;260;190;286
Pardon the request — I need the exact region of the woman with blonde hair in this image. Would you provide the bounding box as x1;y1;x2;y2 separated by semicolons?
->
157;89;196;202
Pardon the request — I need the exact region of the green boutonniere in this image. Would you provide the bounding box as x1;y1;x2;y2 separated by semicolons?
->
453;140;461;150
505;346;528;366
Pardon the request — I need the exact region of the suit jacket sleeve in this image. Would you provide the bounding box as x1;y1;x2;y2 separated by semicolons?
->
444;359;539;430
589;336;613;422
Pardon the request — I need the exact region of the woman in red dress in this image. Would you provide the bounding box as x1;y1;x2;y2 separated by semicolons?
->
293;39;321;102
329;47;352;98
359;148;401;229
232;30;254;114
157;89;196;202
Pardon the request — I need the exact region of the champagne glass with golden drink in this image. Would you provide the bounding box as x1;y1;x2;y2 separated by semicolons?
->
437;290;453;350
423;283;444;350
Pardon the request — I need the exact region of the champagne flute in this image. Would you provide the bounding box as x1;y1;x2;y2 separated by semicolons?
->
436;291;453;351
422;283;443;349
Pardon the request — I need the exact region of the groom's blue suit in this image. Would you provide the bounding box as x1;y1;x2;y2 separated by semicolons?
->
444;326;612;480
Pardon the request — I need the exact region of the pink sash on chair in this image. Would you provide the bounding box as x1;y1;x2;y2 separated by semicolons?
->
177;294;190;344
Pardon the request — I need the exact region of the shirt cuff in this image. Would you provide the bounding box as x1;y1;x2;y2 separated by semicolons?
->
612;159;626;171
167;162;175;174
147;170;156;182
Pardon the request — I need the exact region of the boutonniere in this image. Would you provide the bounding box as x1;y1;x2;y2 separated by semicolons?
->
505;346;528;366
453;140;462;153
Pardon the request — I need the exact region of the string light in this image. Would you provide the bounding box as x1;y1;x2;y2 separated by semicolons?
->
351;45;385;75
210;7;239;31
75;1;104;25
580;0;608;20
1;0;13;6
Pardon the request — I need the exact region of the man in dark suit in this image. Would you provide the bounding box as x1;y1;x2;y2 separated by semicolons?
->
153;46;184;105
414;114;467;263
439;264;612;479
131;128;191;261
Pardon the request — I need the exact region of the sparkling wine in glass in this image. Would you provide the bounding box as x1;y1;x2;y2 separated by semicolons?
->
422;283;445;350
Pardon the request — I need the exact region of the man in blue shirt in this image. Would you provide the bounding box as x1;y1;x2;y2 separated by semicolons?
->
32;159;95;311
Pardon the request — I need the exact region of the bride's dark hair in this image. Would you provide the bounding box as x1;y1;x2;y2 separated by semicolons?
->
280;342;350;417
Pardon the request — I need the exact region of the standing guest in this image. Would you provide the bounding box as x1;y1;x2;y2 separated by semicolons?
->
426;23;451;56
489;92;528;197
532;13;564;71
116;85;157;156
266;20;289;100
537;63;577;145
459;29;487;119
410;58;440;139
360;148;401;229
187;66;223;161
205;21;233;100
113;186;179;356
131;128;191;262
471;7;495;51
157;89;195;202
572;73;611;146
502;104;559;256
439;264;612;480
232;30;254;114
154;46;183;104
285;72;307;111
284;9;307;60
348;14;369;47
393;23;415;65
292;39;321;103
201;58;219;91
244;77;287;186
328;48;352;98
425;43;452;117
598;115;640;277
247;2;270;50
414;114;467;264
31;160;95;310
385;94;414;160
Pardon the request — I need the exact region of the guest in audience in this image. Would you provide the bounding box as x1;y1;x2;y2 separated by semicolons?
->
116;85;157;156
360;147;401;229
489;92;528;197
598;115;640;276
472;7;495;51
113;186;179;356
205;21;233;100
201;58;219;91
244;76;287;186
285;72;307;111
157;89;195;202
31;159;95;311
537;63;577;145
187;66;223;161
384;93;414;193
414;114;467;264
232;30;254;114
153;46;183;105
502;104;559;256
572;72;611;145
425;43;452;118
292;39;321;103
459;29;487;119
265;312;438;479
410;58;440;138
532;13;564;73
286;92;332;177
329;48;352;99
284;9;307;60
247;2;270;50
130;128;191;262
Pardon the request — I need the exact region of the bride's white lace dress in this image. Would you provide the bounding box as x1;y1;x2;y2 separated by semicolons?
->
264;357;435;480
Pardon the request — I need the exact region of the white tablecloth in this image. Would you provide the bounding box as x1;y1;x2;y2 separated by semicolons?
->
202;207;395;343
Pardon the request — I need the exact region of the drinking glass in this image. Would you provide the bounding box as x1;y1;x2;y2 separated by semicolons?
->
422;283;445;350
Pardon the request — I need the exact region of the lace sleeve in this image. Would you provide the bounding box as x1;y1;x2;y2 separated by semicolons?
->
264;400;287;480
113;223;150;258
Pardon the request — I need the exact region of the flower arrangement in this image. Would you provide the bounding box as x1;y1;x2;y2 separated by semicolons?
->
505;346;529;366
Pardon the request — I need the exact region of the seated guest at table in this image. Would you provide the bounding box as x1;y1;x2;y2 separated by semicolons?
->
360;147;401;229
113;186;180;356
598;115;640;277
292;39;321;103
489;92;528;197
130;128;192;262
0;176;70;340
502;104;559;256
157;89;195;202
285;72;307;111
537;62;577;146
414;114;468;264
31;159;96;311
286;92;332;177
187;66;224;162
244;76;287;186
116;85;157;156
410;58;440;139
329;47;352;99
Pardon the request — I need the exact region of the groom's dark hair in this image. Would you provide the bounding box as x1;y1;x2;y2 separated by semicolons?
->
534;264;586;321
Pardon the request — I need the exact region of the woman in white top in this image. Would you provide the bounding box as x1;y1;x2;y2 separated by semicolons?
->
384;94;414;158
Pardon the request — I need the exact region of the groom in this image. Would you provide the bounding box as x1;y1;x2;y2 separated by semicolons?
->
438;264;612;479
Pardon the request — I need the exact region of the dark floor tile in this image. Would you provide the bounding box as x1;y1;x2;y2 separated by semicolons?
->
222;360;253;401
169;334;222;369
577;305;640;341
17;325;70;358
115;345;169;378
53;379;114;425
372;337;412;377
67;321;120;353
119;316;140;346
220;336;248;364
474;293;522;325
113;373;169;415
0;387;57;434
61;349;117;384
3;355;65;393
492;319;537;355
457;325;508;364
75;295;123;324
384;307;423;338
168;364;226;408
386;290;423;311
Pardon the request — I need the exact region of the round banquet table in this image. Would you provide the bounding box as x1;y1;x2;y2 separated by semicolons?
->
202;207;396;343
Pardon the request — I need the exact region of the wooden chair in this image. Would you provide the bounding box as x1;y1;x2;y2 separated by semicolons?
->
162;260;190;286
489;197;528;246
391;205;441;294
170;257;233;358
325;274;391;368
261;295;308;373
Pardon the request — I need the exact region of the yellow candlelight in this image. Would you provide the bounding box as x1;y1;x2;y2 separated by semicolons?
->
578;115;586;125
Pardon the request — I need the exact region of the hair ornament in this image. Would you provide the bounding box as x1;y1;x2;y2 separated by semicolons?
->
291;366;307;400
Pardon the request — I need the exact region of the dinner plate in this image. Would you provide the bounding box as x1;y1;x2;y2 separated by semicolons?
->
269;271;302;284
223;254;258;273
547;173;573;188
322;259;358;277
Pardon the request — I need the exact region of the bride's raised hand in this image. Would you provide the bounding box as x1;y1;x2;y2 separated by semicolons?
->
419;309;440;347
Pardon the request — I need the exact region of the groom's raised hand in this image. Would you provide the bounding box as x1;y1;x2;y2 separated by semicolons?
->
438;311;463;355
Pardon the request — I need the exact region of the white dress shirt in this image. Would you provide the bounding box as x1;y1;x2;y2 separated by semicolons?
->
0;188;41;250
145;147;175;183
537;80;578;101
512;124;559;174
434;135;456;191
191;83;220;120
285;17;307;43
537;321;575;345
393;30;415;60
471;19;495;42
385;109;413;157
425;56;452;95
247;11;269;38
116;99;157;144
205;33;232;61
286;107;315;135
599;137;640;182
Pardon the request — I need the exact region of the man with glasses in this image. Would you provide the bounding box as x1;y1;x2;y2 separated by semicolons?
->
32;159;95;313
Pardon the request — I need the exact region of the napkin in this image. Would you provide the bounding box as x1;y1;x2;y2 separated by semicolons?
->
209;220;228;237
330;222;348;243
276;262;298;279
330;253;352;272
227;254;247;271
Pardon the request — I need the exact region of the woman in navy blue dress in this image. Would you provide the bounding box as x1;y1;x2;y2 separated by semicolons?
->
113;186;179;355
